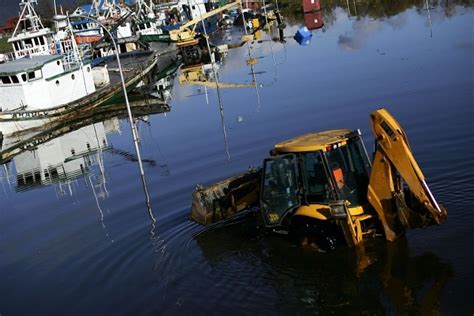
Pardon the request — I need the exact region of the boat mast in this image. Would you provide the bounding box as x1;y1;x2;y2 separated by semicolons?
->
11;0;46;38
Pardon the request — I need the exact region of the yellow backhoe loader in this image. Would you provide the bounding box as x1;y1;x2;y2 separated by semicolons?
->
190;108;447;250
169;1;249;46
168;0;256;66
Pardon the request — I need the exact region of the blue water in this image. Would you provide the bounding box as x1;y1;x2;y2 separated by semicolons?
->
1;2;473;315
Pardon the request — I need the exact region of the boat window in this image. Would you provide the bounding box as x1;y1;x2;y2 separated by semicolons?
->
39;36;45;45
21;74;27;82
50;168;58;180
0;76;12;84
28;72;36;80
24;38;33;47
11;76;19;84
33;37;39;46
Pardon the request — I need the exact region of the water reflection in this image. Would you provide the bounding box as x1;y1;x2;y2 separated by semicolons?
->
194;216;453;314
281;0;470;23
0;90;171;231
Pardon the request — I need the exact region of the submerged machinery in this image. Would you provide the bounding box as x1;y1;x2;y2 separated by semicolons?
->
190;109;447;250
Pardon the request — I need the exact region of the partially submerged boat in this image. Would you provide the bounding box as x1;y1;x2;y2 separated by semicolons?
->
0;0;161;137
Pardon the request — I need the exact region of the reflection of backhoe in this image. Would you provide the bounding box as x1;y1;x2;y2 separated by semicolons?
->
178;64;256;89
190;108;448;250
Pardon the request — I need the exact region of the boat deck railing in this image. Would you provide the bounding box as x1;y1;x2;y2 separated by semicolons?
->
2;38;82;68
53;39;83;70
6;44;51;60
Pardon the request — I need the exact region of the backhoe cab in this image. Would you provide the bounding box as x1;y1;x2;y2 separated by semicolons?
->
190;109;447;249
261;129;374;247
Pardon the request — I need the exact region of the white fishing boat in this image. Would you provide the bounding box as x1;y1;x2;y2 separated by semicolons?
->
0;0;160;137
70;0;142;57
0;54;95;112
0;0;96;129
133;0;167;42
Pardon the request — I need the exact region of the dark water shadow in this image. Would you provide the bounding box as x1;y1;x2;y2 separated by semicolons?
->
194;216;453;314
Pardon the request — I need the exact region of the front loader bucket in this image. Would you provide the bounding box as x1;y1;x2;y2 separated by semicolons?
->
190;168;261;225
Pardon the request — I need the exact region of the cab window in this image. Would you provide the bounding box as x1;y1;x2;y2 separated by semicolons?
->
301;151;334;203
325;138;370;206
261;155;299;226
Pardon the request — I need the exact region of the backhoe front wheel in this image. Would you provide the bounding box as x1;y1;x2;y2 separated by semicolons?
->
290;219;342;251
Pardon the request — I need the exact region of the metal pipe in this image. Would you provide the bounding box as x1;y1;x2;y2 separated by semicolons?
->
55;14;155;221
193;1;231;160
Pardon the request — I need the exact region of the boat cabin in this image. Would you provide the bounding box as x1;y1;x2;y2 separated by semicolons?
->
8;28;54;59
0;55;95;112
7;0;56;59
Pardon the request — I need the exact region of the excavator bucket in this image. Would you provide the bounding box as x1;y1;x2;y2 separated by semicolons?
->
190;168;261;225
368;108;447;241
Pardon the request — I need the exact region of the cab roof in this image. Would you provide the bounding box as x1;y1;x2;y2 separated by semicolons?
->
275;129;353;153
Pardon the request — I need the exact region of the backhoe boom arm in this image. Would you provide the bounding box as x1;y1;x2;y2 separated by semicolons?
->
367;109;447;241
170;1;242;42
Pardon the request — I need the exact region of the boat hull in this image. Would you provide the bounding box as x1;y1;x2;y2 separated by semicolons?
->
140;34;172;43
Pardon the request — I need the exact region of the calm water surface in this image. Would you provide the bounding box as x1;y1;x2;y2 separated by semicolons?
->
1;2;473;315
